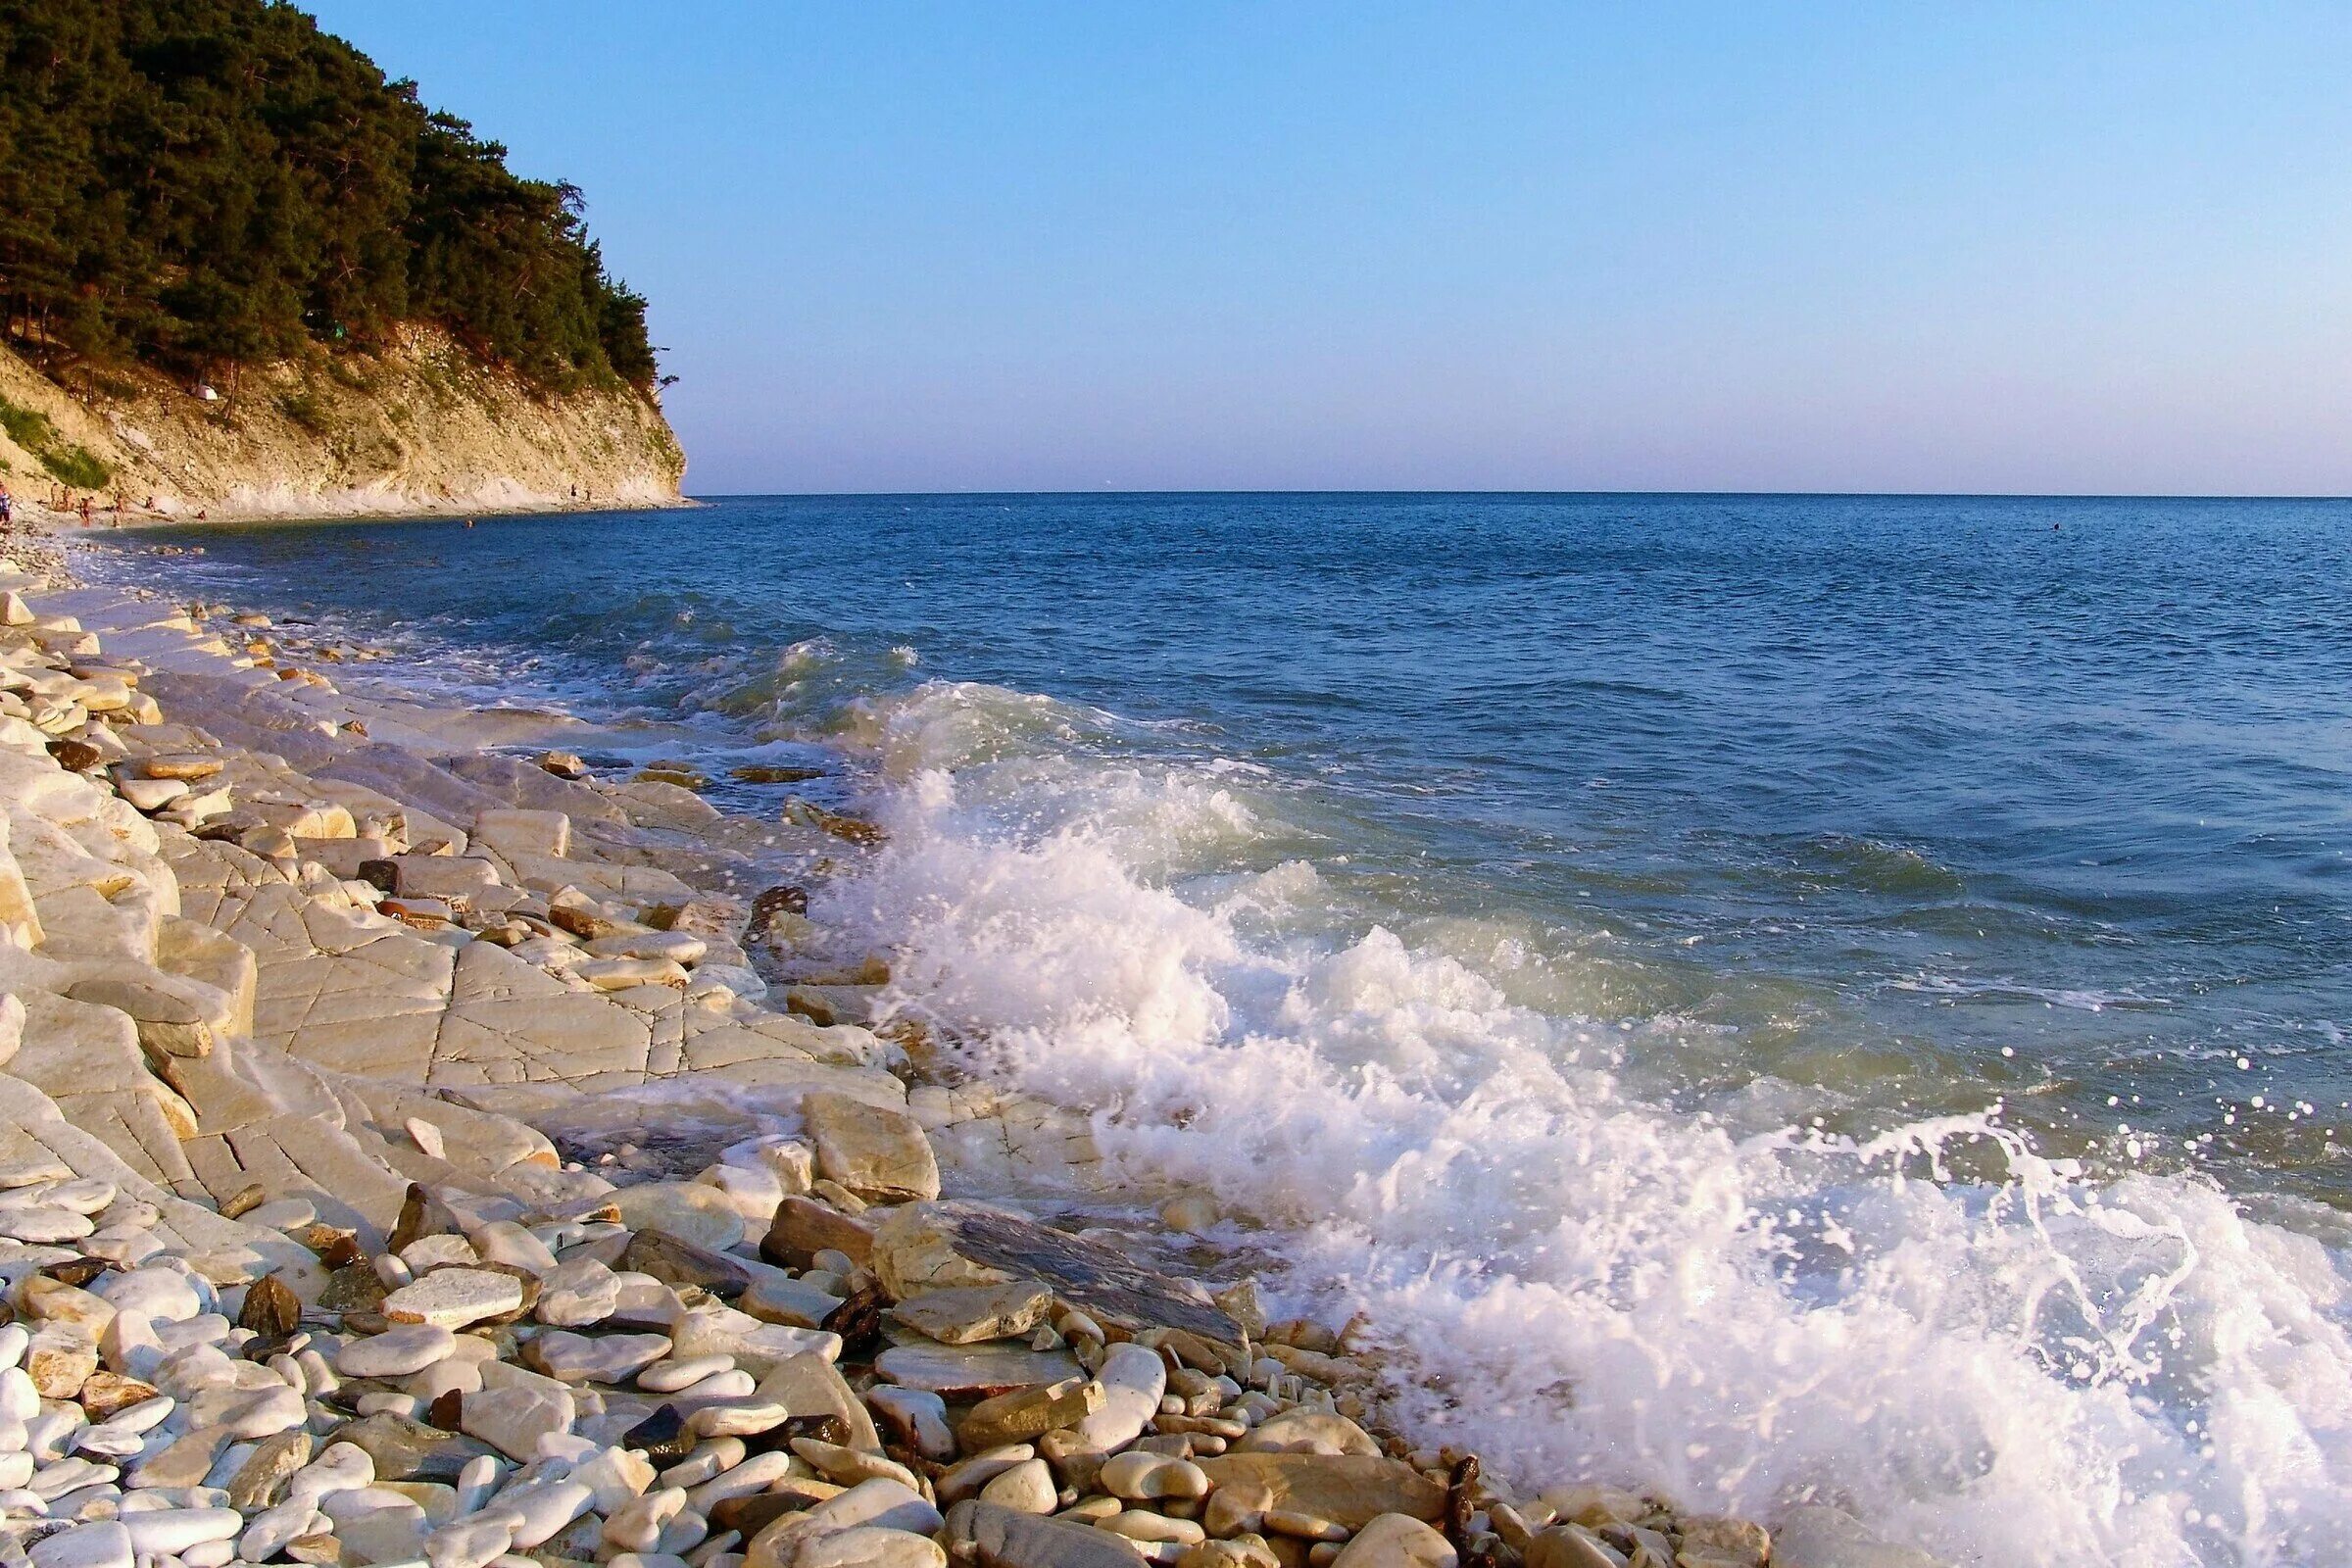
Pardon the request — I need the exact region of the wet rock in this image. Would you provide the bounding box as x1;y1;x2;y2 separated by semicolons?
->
332;1413;497;1483
865;1385;954;1462
801;1093;939;1203
226;1430;315;1510
891;1281;1053;1347
870;1202;1240;1352
956;1375;1103;1452
238;1273;304;1337
1763;1506;1944;1568
871;1344;1085;1401
621;1228;751;1298
762;1196;876;1269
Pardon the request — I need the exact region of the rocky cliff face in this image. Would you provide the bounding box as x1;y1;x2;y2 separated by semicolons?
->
0;326;684;522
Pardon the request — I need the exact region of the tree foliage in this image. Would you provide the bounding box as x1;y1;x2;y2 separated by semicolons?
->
0;0;657;391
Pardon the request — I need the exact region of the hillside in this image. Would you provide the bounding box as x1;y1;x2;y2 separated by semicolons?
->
0;0;687;521
0;324;684;521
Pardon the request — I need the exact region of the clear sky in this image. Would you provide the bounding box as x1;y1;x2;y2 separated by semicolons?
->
305;2;2352;496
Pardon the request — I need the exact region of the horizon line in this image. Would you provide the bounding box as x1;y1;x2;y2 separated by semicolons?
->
684;487;2352;503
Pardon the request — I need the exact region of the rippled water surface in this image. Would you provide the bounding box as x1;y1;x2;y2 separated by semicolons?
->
89;494;2352;1566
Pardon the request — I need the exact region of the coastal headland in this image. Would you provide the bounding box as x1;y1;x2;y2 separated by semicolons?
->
0;331;685;527
0;526;1940;1568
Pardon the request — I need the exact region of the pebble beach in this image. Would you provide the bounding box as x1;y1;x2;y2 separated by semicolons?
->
0;523;1940;1568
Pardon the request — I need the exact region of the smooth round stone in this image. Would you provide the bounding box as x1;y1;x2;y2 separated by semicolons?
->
473;1223;559;1275
536;1258;621;1328
610;1185;745;1254
785;1530;947;1568
530;1332;671;1386
42;1180;119;1216
484;1477;595;1549
1102;1450;1210;1500
1328;1515;1458;1568
119;1507;243;1555
0;1206;93;1244
286;1444;377;1503
425;1513;516;1568
401;1236;481;1271
637;1355;732;1394
976;1457;1057;1515
336;1325;458;1378
603;1486;686;1552
240;1496;322;1562
98;1270;199;1324
1103;1512;1207;1546
28;1520;132;1568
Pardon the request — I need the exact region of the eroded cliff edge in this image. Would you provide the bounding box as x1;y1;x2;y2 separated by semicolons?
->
0;327;685;524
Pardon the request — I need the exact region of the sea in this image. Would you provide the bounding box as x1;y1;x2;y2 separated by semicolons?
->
83;493;2352;1567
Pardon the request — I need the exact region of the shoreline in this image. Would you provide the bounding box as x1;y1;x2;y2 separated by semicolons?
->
28;493;702;533
0;519;1932;1568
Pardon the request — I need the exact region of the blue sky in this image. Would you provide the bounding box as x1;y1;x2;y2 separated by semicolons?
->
306;2;2352;495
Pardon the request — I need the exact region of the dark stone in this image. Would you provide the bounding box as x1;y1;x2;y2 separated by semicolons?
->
293;1223;363;1268
730;765;824;786
331;1413;495;1483
1445;1454;1479;1546
942;1501;1149;1568
427;1389;464;1431
622;1403;695;1461
760;1196;874;1269
620;1228;749;1299
710;1494;807;1539
913;1202;1244;1355
239;1274;303;1338
355;859;399;894
743;1413;851;1458
40;1258;107;1288
821;1280;886;1357
46;739;104;772
386;1183;462;1255
747;884;808;931
318;1264;387;1313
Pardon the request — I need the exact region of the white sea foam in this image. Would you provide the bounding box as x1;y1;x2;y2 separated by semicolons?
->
818;680;2352;1568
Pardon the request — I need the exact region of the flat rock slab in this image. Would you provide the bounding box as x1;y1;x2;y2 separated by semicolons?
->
872;1344;1085;1401
890;1281;1052;1347
876;1201;1241;1353
381;1266;524;1328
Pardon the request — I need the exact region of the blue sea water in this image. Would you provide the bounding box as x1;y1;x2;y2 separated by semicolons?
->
87;494;2352;1566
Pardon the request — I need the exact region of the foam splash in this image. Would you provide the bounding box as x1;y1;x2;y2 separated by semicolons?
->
819;681;2352;1568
